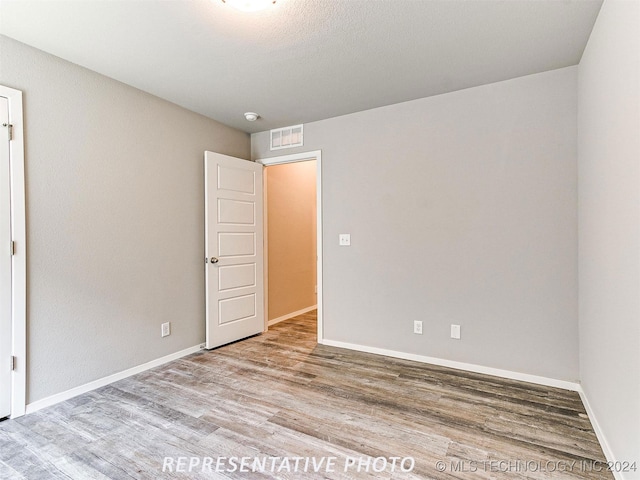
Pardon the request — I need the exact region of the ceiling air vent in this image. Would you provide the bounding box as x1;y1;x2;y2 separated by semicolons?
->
270;124;303;151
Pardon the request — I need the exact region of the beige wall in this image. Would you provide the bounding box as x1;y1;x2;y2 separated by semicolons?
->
577;0;640;468
266;161;317;321
0;36;250;403
254;67;579;382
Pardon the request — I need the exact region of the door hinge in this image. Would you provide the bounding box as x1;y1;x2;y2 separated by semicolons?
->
10;241;15;256
2;123;12;141
10;356;16;371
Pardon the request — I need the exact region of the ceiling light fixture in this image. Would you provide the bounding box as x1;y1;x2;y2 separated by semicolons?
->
222;0;275;12
244;112;260;122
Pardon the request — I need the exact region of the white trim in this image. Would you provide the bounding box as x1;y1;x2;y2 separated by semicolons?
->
25;344;205;414
0;85;26;419
320;338;581;392
257;150;323;343
262;172;269;332
268;305;318;326
258;150;319;166
577;387;624;480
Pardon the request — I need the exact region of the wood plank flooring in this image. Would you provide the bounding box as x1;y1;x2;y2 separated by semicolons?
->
0;311;612;479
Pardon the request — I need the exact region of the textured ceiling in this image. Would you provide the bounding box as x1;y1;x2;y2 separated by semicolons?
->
0;0;602;133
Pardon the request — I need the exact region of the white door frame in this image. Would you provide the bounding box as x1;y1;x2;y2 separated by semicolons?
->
0;85;26;418
257;150;323;343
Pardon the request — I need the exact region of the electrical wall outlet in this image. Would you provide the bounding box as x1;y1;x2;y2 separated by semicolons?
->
161;322;171;338
339;234;351;246
451;324;461;340
413;320;423;335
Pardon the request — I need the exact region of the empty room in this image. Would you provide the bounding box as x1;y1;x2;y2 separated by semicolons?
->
0;0;638;478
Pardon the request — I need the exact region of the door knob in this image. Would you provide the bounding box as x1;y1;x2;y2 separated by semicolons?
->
210;257;219;264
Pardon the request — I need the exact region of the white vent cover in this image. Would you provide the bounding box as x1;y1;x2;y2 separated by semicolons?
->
270;124;303;150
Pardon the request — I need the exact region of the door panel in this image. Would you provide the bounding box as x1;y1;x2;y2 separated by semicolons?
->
218;199;254;225
218;232;255;257
205;152;264;349
219;294;256;324
217;165;255;193
0;96;12;418
219;264;256;291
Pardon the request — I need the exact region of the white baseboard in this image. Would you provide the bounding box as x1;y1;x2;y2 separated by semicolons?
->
319;338;580;392
25;343;205;414
322;339;629;476
21;331;622;478
268;305;317;326
577;387;624;480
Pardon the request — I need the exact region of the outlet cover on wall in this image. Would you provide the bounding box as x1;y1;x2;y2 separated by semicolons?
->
451;324;461;340
413;320;423;335
339;234;351;246
161;322;171;338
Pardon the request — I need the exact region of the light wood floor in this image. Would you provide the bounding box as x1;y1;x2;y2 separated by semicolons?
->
0;311;611;479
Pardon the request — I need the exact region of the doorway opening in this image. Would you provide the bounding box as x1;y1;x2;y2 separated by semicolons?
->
258;151;323;342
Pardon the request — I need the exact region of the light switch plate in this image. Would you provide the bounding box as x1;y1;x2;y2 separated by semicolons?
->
339;234;351;246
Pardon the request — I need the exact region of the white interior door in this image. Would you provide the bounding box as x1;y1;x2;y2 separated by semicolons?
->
205;151;264;349
0;96;12;418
